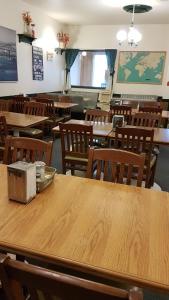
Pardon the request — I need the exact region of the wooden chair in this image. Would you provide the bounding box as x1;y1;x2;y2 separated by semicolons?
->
0;116;8;161
58;95;72;121
0;254;143;300
35;98;64;133
85;109;110;123
110;105;132;124
86;148;145;187
115;127;156;188
19;101;46;138
23;101;46;116
59;122;93;174
0;100;11;111
12;96;30;113
132;113;161;128
3;136;53;165
139;106;162;114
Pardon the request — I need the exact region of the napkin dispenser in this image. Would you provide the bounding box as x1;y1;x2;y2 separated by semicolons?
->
7;161;36;204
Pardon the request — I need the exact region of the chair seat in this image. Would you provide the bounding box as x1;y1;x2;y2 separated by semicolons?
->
46;117;64;124
65;155;88;163
20;128;43;137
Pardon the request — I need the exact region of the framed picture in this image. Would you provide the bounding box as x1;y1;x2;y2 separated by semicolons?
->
0;26;18;81
32;46;44;81
46;52;54;61
117;51;166;85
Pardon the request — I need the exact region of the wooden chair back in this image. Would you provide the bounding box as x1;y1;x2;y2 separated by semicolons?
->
59;123;93;160
85;109;110;123
0;116;8;146
24;101;46;116
35;98;55;117
132;113;161;127
0;254;143;300
59;95;72;103
0;100;11;111
86;148;145;187
12;97;30;113
115;127;154;167
110;105;132;124
139;106;162;114
3;136;53;165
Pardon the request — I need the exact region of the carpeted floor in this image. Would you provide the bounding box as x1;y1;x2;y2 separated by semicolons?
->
51;138;169;299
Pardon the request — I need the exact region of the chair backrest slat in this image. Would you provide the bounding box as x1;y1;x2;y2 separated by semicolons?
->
132;113;161;128
0;254;143;300
86;148;145;187
110;105;132;124
59;123;93;159
24;101;45;116
85;109;110;123
3;136;53;165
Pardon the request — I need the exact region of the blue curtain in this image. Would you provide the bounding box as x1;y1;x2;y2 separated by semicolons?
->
65;49;79;83
105;49;117;90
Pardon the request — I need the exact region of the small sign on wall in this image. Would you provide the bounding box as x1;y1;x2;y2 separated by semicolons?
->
32;46;43;81
46;52;54;61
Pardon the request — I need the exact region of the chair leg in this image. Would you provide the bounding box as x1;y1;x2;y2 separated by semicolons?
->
62;161;66;174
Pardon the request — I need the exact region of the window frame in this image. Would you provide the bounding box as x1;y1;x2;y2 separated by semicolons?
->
70;49;107;90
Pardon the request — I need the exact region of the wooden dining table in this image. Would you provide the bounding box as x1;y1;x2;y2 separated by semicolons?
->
54;102;78;109
0;163;169;293
0;111;48;128
53;119;169;145
52;119;113;137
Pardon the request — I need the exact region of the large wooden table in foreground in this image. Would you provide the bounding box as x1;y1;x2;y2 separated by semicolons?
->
0;111;48;128
0;164;169;293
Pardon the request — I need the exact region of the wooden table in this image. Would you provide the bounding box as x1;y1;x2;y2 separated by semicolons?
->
0;164;169;293
54;103;78;109
52;119;113;137
108;125;169;146
0;111;48;128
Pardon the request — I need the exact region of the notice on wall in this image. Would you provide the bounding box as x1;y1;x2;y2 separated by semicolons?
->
32;46;44;81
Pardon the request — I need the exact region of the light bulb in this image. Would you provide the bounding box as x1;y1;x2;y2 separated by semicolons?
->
81;51;87;56
128;26;142;46
116;30;127;44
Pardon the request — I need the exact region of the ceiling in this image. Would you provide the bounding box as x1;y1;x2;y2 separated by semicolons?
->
23;0;169;25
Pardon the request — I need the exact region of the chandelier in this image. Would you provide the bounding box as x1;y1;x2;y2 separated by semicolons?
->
116;4;152;47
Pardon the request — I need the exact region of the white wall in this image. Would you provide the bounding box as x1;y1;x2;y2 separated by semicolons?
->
0;0;65;96
68;24;169;98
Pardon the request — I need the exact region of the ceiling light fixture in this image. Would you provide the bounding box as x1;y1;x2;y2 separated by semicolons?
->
116;4;152;47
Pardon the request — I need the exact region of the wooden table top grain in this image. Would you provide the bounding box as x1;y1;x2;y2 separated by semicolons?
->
54;103;78;109
0;111;48;128
52;119;113;137
0;164;169;292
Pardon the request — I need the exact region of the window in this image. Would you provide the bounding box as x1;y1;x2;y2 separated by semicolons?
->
70;51;108;89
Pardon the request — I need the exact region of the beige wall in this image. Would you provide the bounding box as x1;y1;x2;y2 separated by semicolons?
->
0;0;65;96
68;24;169;98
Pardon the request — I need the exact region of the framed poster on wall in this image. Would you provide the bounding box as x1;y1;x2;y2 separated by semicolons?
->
32;46;43;80
117;51;166;85
0;26;18;81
